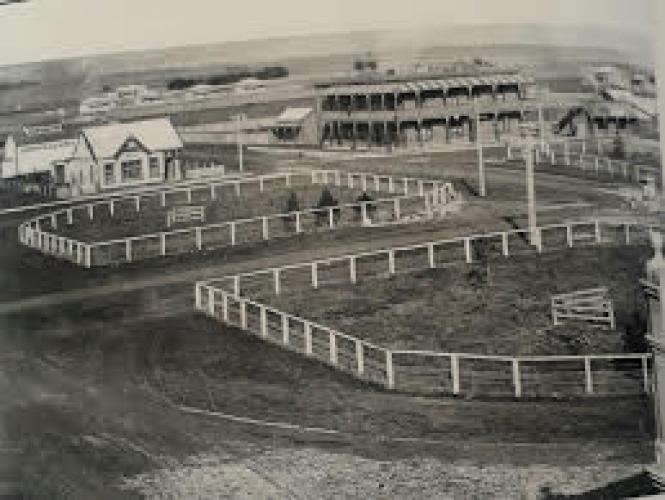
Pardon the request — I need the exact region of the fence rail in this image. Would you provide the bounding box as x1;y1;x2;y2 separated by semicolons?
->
18;169;457;268
195;216;654;399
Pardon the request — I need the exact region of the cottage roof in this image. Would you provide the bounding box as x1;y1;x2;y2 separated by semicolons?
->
82;117;183;158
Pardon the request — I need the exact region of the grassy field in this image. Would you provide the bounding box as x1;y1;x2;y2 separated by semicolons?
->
0;145;657;498
56;181;378;242
255;246;650;356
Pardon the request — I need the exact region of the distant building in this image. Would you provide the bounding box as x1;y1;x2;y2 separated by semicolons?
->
80;94;119;116
270;107;317;145
314;67;535;149
116;84;148;104
60;117;184;196
1;129;77;181
233;77;266;94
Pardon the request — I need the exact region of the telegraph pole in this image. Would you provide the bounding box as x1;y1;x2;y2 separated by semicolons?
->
234;113;246;172
524;138;539;249
476;111;486;197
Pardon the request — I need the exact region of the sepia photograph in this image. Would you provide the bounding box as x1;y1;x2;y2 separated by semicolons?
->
1;0;664;497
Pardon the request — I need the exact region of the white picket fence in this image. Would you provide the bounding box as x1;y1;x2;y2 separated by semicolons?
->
196;217;653;398
17;169;456;268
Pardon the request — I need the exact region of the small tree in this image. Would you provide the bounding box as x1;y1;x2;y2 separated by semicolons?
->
468;239;494;288
352;192;376;221
283;191;300;231
315;188;339;226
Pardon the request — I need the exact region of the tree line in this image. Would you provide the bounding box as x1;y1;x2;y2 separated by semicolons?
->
166;66;289;91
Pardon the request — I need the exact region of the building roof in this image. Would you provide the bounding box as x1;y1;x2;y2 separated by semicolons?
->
275;107;312;124
16;138;78;174
82;117;183;158
320;74;533;96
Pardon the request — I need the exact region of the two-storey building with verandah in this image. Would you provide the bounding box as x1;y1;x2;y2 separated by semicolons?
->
314;65;537;149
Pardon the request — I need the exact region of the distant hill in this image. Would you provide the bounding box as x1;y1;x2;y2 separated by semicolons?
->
0;23;652;116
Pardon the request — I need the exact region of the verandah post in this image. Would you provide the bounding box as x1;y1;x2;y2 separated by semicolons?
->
282;313;289;345
273;268;281;295
502;232;509;256
388;249;396;275
329;331;338;366
428;242;435;268
311;262;318;289
349;256;357;284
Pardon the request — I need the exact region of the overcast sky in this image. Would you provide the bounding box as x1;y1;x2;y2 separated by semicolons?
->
0;0;654;66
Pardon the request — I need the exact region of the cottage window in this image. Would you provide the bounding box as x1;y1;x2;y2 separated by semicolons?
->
104;162;115;185
121;159;143;181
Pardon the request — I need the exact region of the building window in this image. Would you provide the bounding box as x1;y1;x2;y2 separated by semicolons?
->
121;159;143;181
104;162;115;185
149;156;161;178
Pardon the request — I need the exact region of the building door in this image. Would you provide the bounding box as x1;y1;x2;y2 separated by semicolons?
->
54;164;65;185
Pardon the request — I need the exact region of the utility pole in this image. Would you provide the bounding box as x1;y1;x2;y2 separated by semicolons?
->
476;111;486;197
524;139;539;249
645;231;665;467
234;113;246;172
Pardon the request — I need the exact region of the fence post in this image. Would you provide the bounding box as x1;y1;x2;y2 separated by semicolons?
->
362;174;368;192
125;239;132;262
259;177;264;192
428;242;435;268
403;178;409;195
233;275;240;297
135;196;141;212
388;249;395;275
328;207;334;229
87;204;94;220
295;212;302;233
643;356;650;393
160;233;166;256
388;176;394;193
282;314;289;345
273;268;281;295
451;354;460;395
329;331;338;366
85;245;92;268
348;172;353;189
76;243;83;265
512;359;522;398
195;283;202;310
502;232;509;257
222;293;229;322
208;287;215;316
393;198;401;220
187;188;193;203
566;224;573;247
304;322;313;355
355;340;365;376
418;179;424;196
311;262;318;289
260;306;267;337
584;357;594;394
161;191;166;207
464;238;472;263
624;223;631;245
594;220;601;244
230;221;236;246
234;182;241;197
210;184;217;200
262;217;269;240
195;227;202;250
385;350;394;389
349;256;357;284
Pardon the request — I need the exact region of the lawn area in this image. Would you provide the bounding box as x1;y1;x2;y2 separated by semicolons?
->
254;245;650;356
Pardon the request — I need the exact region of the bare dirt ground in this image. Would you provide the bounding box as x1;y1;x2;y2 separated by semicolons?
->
0;147;657;498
